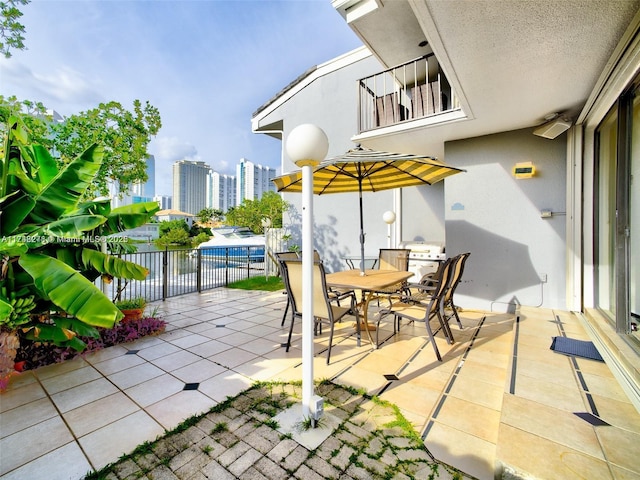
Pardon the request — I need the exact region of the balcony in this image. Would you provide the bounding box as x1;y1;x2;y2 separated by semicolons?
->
358;54;459;133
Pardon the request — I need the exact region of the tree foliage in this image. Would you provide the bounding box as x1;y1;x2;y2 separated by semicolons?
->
0;96;162;199
52;100;161;197
0;0;29;58
158;219;189;237
196;208;215;224
156;227;190;246
156;219;211;247
224;191;288;234
0;114;159;353
212;209;224;222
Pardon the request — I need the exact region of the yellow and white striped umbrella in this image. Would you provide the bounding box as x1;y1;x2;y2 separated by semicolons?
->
273;146;464;195
273;146;465;273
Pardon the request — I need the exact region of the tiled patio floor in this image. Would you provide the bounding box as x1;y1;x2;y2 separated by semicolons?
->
1;287;639;479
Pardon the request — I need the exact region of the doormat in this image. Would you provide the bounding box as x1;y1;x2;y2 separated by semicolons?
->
550;336;604;362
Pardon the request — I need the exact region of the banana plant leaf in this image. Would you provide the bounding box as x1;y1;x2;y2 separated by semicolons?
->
6;144;59;198
21;323;89;351
81;249;149;280
22;144;59;186
70;198;113;218
0;191;36;236
105;202;160;232
8;116;28;144
54;316;100;338
0;237;28;257
28;145;103;224
35;215;108;239
18;253;123;327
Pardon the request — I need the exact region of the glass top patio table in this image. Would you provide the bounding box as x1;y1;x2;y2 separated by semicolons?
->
326;269;413;347
342;255;378;270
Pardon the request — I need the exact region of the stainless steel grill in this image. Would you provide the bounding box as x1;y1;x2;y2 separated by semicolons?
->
399;241;446;282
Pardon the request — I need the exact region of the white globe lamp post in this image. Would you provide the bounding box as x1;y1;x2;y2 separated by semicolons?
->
261;217;272;279
383;210;396;248
285;124;328;423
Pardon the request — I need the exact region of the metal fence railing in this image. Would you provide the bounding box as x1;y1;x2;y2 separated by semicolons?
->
357;53;458;133
104;246;266;303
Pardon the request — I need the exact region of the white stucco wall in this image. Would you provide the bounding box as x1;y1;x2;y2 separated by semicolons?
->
444;128;568;312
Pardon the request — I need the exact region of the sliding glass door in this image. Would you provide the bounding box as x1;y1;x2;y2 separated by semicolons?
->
595;78;638;341
630;87;639;336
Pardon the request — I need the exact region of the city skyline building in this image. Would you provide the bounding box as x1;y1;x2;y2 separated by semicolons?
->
207;170;236;212
235;158;276;206
131;155;155;199
108;155;156;209
153;195;172;210
172;159;210;215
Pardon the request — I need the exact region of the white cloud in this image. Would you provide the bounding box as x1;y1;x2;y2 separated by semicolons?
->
151;136;199;163
218;159;231;172
0;58;103;110
35;65;103;105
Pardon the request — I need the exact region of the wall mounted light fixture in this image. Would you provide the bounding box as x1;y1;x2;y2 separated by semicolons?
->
533;113;572;139
513;161;536;179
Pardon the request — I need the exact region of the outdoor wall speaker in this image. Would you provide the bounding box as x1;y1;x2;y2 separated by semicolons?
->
533;117;572;139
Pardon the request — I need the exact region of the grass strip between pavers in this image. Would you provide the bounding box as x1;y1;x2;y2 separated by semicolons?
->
83;380;468;480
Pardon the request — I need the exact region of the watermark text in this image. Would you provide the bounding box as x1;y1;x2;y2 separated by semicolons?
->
2;235;130;244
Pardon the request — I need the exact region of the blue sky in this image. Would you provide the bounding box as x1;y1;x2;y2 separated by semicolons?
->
1;0;362;196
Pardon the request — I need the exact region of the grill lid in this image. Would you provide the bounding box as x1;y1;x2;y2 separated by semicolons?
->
399;241;445;259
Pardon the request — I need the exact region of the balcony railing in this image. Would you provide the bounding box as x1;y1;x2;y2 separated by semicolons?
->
358;54;458;133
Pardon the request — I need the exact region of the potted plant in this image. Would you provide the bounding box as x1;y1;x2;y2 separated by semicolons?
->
114;297;147;322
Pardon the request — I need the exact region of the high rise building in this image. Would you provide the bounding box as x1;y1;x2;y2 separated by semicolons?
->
173;160;210;215
109;155;155;208
131;155;155;198
207;171;236;212
153;195;172;210
235;158;276;206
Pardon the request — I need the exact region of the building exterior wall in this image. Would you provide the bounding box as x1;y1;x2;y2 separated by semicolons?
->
400;183;446;245
445;128;567;311
255;50;566;311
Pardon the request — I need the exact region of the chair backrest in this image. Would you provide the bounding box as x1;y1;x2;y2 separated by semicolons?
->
433;257;454;296
378;248;410;271
282;260;332;320
275;251;299;277
406;257;454;316
279;256;301;319
443;252;470;303
299;250;322;262
275;251;299;262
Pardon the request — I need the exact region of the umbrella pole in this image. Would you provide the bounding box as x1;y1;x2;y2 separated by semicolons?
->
359;181;366;276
